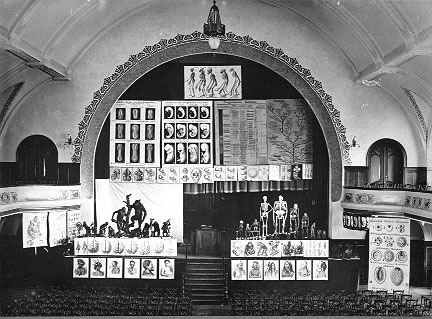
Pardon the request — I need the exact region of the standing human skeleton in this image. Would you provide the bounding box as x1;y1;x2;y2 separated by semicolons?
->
260;196;272;238
273;195;288;234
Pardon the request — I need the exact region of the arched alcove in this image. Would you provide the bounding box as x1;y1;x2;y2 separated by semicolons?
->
76;32;350;203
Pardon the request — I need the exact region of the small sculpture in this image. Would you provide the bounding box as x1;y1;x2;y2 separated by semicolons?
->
251;219;260;239
98;222;108;236
162;219;171;237
107;226;116;238
149;218;160;237
310;223;316;239
289;204;300;233
260;196;273;238
301;213;309;238
111;207;127;233
238;220;244;239
273;195;288;234
245;223;252;239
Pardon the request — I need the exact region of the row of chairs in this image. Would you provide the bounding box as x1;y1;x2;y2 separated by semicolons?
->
3;286;193;316
230;289;432;316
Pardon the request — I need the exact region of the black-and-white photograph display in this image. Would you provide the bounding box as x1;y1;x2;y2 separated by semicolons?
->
184;66;242;99
90;258;106;278
124;258;140;279
247;260;263;280
280;260;296;280
231;260;247;280
162;101;213;167
312;260;328;281
263;260;279;280
73;258;89;278
296;260;312;281
110;100;161;168
107;258;123;278
159;259;174;279
141;259;157;279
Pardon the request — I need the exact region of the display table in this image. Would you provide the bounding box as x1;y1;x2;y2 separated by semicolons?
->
191;226;221;256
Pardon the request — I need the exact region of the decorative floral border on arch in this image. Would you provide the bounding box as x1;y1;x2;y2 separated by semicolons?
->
72;31;351;165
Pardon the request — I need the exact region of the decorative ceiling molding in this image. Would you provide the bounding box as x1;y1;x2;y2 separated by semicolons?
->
259;0;358;78
0;63;27;92
66;0;169;76
74;31;350;202
7;0;49;40
402;87;428;143
317;0;383;65
0;82;24;126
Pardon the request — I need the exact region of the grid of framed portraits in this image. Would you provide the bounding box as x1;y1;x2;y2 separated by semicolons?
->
74;237;177;257
231;259;328;281
110;100;161;168
162;101;213;167
231;240;329;258
73;257;174;280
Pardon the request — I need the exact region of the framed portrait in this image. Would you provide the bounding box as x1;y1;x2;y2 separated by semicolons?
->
247;260;263;280
73;257;89;278
263;260;279;280
256;241;269;257
116;108;126;120
159;259;175;279
296;260;312;280
131;108;141;120
280;260;296;280
244;241;257;258
231;260;247;280
107;258;123;279
281;240;295;257
293;240;304;256
268;240;282;257
124;258;140;279
115;124;125;139
141;258;157;279
312;260;328;280
130;124;140;140
90;258;106;278
145;108;155;120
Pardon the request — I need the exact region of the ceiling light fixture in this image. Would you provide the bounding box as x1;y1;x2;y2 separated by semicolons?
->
203;0;225;50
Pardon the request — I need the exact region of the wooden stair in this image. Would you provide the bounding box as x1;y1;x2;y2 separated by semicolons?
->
185;258;226;305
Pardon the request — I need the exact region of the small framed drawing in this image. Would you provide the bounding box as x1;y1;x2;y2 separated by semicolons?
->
247;260;263;280
124;258;140;279
280;260;296;280
73;257;89;278
141;258;157;279
263;260;279;280
159;259;175;279
312;260;328;280
107;257;123;279
231;260;246;280
296;260;312;280
90;258;106;278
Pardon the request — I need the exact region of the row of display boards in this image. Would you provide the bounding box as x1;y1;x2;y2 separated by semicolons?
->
230;259;328;281
231;240;329;258
73;257;174;280
74;237;177;257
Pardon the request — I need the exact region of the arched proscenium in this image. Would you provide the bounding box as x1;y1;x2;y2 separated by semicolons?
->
75;31;350;202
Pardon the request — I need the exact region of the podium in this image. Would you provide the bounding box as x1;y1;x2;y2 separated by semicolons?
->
191;226;221;256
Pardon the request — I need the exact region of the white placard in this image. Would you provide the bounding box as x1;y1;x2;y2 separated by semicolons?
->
22;212;48;248
48;211;67;247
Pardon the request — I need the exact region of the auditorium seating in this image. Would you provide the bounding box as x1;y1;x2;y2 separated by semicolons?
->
3;286;193;316
230;289;432;316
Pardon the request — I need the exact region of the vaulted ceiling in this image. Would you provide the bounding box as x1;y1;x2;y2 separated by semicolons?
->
1;0;432;128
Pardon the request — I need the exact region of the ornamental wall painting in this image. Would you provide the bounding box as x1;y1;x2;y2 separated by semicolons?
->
162;101;213;167
280;260;296;280
107;258;123;279
48;211;67;247
73;257;89;278
109;100;161;170
141;259;157;279
90;258;107;278
159;259;175;279
266;99;313;166
22;212;48;248
184;66;242;99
